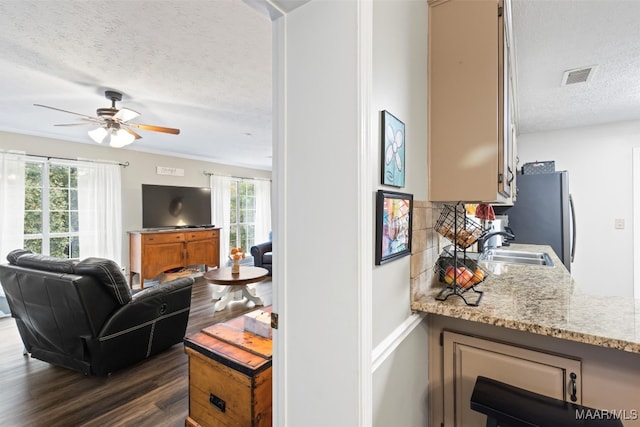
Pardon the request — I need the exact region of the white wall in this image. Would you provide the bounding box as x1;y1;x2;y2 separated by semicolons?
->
0;131;271;269
276;1;429;426
372;320;429;427
371;1;429;426
278;2;363;425
517;120;640;296
372;0;428;344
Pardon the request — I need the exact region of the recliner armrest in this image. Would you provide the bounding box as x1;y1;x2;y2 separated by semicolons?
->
99;277;194;337
131;277;193;301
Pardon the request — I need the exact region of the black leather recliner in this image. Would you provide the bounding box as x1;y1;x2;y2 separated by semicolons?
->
0;249;194;376
250;241;272;275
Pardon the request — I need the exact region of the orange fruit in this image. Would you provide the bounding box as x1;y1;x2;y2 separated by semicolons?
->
471;268;485;284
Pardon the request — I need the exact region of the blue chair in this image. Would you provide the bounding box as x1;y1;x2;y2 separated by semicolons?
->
250;240;272;275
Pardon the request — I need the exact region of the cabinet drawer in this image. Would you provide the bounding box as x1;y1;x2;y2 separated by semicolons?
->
186;230;217;241
143;233;185;244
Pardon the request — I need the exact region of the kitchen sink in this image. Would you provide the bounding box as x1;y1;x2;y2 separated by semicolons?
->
478;248;555;267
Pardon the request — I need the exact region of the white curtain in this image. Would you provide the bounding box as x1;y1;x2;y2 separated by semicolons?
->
77;161;122;265
0;151;25;261
210;174;232;263
254;179;272;243
0;152;25;304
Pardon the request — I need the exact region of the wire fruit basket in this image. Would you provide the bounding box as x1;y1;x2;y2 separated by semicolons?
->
433;203;488;306
434;245;489;289
434;204;484;249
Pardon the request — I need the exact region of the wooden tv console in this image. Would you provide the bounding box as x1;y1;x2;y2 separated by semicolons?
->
128;228;221;289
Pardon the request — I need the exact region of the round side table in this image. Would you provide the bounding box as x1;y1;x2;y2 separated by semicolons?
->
203;266;269;311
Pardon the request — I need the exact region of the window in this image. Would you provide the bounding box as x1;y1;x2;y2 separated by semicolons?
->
229;180;256;252
24;160;79;259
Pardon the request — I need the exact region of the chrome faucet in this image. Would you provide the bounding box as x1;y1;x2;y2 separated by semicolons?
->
478;231;515;252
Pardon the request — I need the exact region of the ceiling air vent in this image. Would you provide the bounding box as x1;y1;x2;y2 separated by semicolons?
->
561;66;597;86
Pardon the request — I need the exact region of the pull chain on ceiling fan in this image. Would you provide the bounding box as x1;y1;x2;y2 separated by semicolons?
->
35;90;180;148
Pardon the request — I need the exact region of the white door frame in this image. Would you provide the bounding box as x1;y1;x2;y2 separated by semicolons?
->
632;147;640;297
269;5;286;426
263;0;374;425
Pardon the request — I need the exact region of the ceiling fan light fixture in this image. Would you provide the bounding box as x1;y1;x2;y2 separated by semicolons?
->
88;126;108;144
109;128;136;148
37;90;179;146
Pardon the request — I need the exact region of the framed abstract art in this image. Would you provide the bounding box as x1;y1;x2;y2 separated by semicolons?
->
375;190;413;265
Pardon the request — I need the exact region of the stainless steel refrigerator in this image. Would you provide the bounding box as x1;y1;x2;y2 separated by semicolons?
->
495;171;575;271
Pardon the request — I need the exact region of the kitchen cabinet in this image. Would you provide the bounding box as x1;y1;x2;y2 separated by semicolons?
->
428;0;516;203
502;0;518;203
442;330;582;427
427;313;640;427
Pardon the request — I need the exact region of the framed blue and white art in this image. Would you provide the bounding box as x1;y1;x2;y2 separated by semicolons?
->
381;110;405;188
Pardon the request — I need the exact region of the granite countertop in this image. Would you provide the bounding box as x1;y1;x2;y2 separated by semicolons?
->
411;243;640;353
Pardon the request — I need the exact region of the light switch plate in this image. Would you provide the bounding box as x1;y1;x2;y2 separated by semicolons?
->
615;218;625;229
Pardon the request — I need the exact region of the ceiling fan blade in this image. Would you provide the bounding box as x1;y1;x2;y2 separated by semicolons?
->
113;108;140;123
34;104;98;121
122;125;143;140
54;122;97;127
128;123;180;135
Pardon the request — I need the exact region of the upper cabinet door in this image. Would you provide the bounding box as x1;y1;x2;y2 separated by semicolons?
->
428;0;514;203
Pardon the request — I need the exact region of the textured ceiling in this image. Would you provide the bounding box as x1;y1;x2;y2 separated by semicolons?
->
512;0;640;134
0;1;638;167
0;0;273;170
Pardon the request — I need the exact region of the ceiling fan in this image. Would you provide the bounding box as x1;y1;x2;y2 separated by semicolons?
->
34;90;180;148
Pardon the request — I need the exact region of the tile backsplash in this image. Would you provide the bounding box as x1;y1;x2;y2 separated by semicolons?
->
410;201;443;301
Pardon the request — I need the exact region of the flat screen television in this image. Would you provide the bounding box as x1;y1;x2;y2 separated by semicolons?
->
142;184;212;229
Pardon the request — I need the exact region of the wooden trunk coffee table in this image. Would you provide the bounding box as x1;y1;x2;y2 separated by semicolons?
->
204;266;269;311
184;308;272;426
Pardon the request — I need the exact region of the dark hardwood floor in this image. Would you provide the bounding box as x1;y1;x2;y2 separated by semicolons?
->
0;278;272;427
